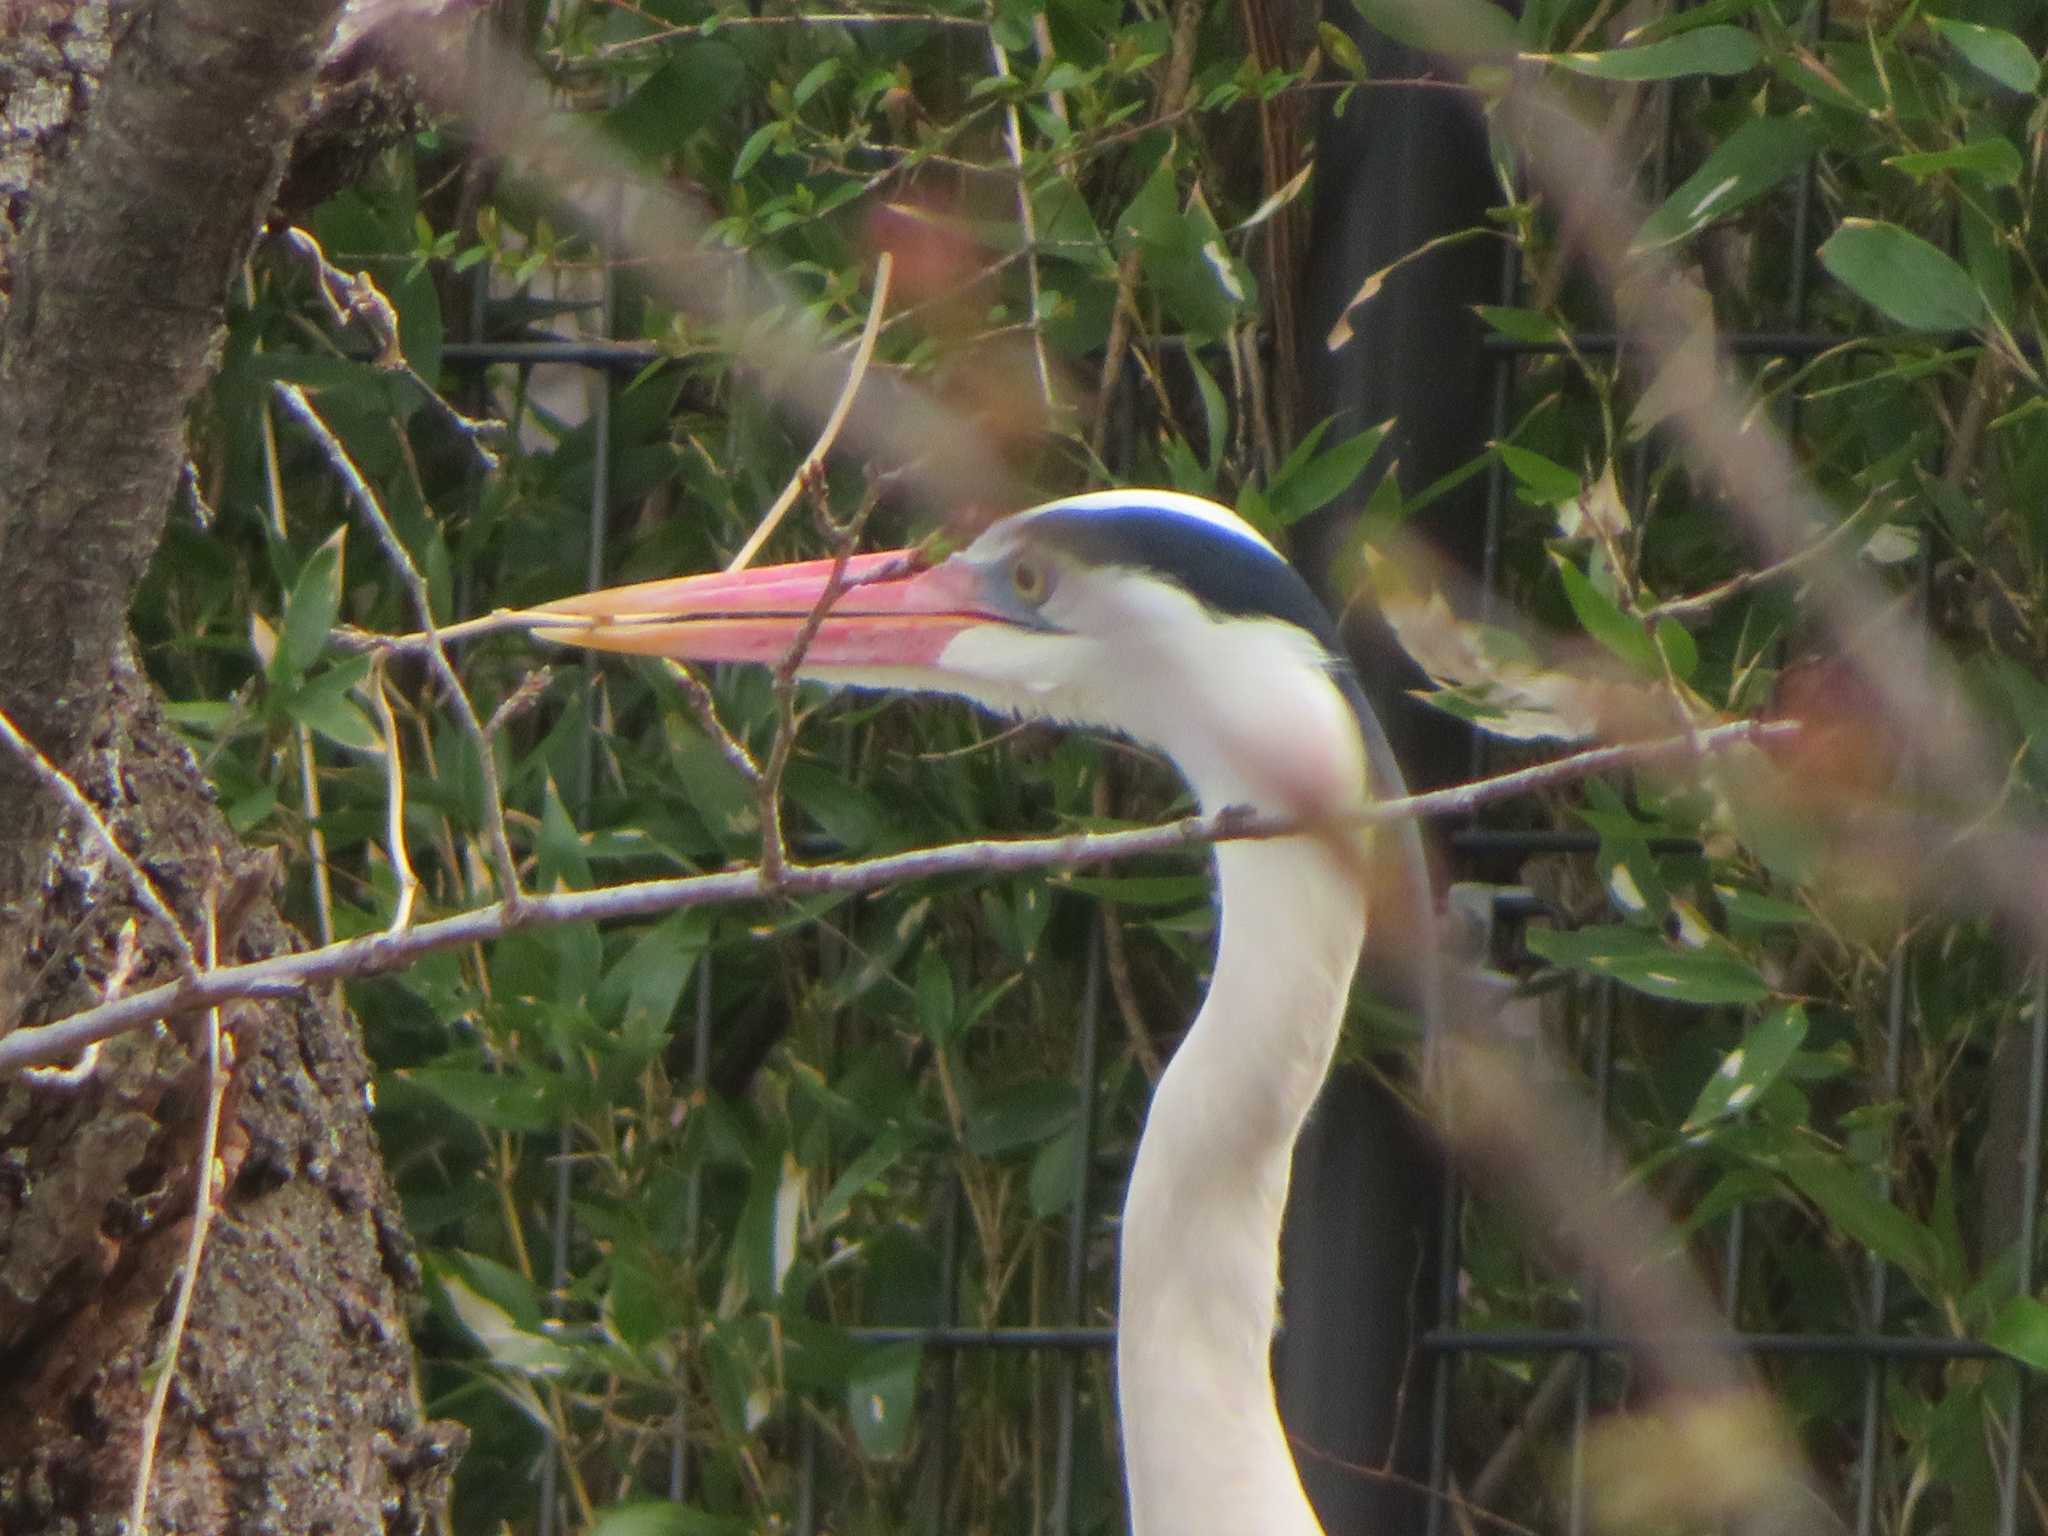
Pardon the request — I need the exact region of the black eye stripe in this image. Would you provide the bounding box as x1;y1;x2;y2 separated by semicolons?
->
1017;508;1342;652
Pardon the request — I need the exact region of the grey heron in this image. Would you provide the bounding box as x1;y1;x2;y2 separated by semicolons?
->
533;489;1426;1536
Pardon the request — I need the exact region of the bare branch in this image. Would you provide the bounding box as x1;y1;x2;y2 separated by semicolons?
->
128;873;234;1536
987;29;1058;417
659;662;763;788
272;381;527;912
0;720;1792;1075
727;252;894;573
277;226;504;469
759;486;881;885
368;660;421;935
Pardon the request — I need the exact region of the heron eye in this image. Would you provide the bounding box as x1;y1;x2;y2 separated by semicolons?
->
1009;555;1053;606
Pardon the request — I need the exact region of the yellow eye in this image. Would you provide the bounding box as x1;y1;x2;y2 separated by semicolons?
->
1010;556;1052;605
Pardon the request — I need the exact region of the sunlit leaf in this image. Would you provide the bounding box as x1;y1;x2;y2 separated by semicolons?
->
1886;137;2024;188
1539;26;1760;81
1926;16;2040;93
846;1342;922;1458
1819;219;1985;332
278;525;347;681
1637;117;1814;247
590;1502;750;1536
1985;1295;2048;1369
1684;1005;1808;1132
439;1272;577;1375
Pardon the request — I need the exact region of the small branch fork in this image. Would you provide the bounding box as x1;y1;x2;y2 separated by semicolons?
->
1;719;1794;1076
758;477;881;886
276;227;503;470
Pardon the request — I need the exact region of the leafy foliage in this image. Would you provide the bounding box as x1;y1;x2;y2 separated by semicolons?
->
125;0;2048;1529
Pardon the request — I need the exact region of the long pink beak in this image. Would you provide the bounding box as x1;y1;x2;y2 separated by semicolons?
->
526;550;998;668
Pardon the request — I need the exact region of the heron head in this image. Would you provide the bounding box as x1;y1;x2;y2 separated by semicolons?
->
530;491;1370;817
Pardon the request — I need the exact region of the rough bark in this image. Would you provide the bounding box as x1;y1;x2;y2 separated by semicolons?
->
0;0;336;916
0;0;462;1528
0;656;462;1533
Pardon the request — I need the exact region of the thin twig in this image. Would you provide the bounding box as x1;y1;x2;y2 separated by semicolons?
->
336;610;531;653
128;877;232;1536
23;918;141;1088
296;723;336;947
726;252;893;573
1087;0;1205;461
659;662;764;788
484;668;556;740
368;660;420;934
0;719;1794;1075
278;226;503;469
987;28;1058;416
0;704;202;985
272;382;527;912
1641;506;1880;625
759;487;880;884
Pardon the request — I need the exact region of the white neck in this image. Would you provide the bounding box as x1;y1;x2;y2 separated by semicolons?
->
1115;833;1367;1536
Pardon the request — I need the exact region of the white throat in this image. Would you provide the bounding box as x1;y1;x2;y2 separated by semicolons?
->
1115;829;1368;1536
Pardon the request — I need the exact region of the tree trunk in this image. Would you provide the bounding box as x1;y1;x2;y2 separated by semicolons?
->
0;0;461;1528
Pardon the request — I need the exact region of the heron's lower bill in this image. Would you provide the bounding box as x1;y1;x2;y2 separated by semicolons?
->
528;549;996;667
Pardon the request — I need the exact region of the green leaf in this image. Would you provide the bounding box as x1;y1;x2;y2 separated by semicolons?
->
438;1271;578;1375
396;1065;564;1132
1886;137;2024;188
1654;616;1697;681
1638;117;1814;248
1115;154;1254;339
1268;420;1391;524
792;56;842;108
966;1079;1078;1157
605;1260;679;1353
1926;16;2040;94
1684;1005;1809;1132
1060;873;1212;906
1596;947;1772;1005
817;1130;909;1231
1551;553;1656;673
595;909;706;1047
278;525;346;681
590;1502;750;1536
914;946;956;1040
731;120;785;181
605;45;747;158
1818;219;1985;332
1984;1295;2048;1370
846;1342;921;1458
1526;926;1771;1005
1475;305;1563;344
1499;443;1581;505
1029;1125;1081;1218
734;1150;803;1303
1541;25;1760;81
285;655;380;751
1776;1149;1942;1289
